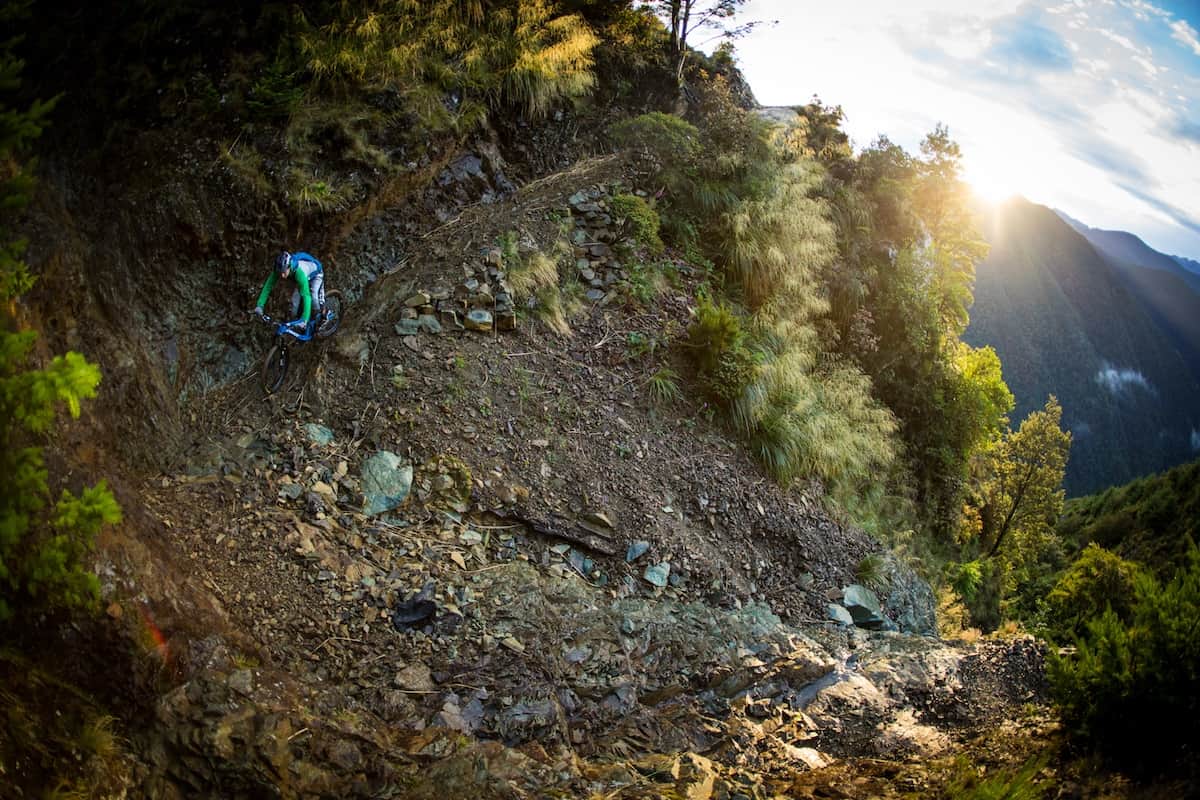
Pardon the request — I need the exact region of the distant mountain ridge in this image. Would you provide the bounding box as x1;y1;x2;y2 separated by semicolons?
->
1173;254;1200;276
1054;209;1200;294
1053;209;1200;379
965;198;1200;496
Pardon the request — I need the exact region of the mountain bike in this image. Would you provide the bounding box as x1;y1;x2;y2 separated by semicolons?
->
257;290;343;395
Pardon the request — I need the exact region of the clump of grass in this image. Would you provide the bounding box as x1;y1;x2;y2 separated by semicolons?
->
508;250;559;302
645;368;682;406
855;553;887;591
287;167;350;212
944;755;1047;799
219;141;271;196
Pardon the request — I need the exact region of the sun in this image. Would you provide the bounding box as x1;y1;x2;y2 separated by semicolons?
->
963;154;1021;204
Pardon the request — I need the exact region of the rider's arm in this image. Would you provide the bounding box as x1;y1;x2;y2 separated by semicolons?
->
295;268;312;324
255;272;277;310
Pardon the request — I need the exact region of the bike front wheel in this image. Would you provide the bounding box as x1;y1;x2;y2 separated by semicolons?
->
261;342;289;395
316;290;343;339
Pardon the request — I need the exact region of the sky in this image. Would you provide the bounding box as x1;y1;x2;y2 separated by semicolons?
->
733;0;1200;260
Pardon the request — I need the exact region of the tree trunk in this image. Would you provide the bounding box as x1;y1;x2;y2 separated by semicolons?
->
987;464;1034;558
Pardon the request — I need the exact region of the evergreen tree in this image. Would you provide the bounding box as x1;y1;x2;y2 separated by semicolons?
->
978;397;1071;560
0;6;120;622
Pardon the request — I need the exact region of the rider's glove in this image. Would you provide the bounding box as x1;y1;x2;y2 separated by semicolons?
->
253;306;264;319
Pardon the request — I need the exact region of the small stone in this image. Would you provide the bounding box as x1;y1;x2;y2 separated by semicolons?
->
360;451;413;516
464;309;493;332
405;292;431;307
826;603;854;626
626;540;651;562
643;562;671;587
495;311;517;332
279;483;303;501
395;319;422;336
394;662;436;692
586;288;605;302
328;740;363;770
417;314;443;334
501;636;525;653
486;248;503;267
303;423;334;446
584;511;614;528
228;669;254;695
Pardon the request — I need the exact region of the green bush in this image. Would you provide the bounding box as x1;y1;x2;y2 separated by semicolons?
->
687;298;746;374
1044;544;1142;643
609;193;664;256
1049;548;1200;774
246;57;304;121
609;111;700;165
1;34;119;622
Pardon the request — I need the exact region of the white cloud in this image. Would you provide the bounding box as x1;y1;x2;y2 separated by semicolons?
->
1097;27;1146;53
1133;54;1160;76
1171;19;1200;55
1095;365;1152;394
1121;0;1172;21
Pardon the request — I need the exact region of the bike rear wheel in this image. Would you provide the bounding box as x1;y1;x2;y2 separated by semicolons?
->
261;342;289;395
316;290;343;339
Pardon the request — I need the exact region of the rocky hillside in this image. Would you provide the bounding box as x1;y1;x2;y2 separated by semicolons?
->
0;3;1093;794
5;108;1071;797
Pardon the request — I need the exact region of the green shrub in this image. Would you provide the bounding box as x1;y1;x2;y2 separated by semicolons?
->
1;38;119;622
246;57;304;121
609;111;700;164
1044;544;1142;643
944;755;1047;800
687;298;746;374
1049;548;1200;774
610;193;664;256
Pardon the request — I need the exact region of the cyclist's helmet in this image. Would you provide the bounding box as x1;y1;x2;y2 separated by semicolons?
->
275;251;293;276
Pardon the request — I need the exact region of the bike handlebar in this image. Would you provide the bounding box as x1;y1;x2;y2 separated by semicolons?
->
256;312;314;341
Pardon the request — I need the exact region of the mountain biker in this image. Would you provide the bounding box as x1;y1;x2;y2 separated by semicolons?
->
253;251;327;333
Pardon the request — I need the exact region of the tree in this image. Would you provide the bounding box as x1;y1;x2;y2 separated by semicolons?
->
978;397;1071;559
650;0;768;82
912;124;989;337
0;6;120;622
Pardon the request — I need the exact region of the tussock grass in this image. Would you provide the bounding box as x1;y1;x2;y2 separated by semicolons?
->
302;1;598;127
508;251;559;302
645;368;682;406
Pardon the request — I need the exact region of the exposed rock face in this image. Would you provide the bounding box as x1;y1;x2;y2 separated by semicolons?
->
136;556;1047;797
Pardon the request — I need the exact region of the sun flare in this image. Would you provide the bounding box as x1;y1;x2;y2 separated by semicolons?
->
964;155;1021;204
